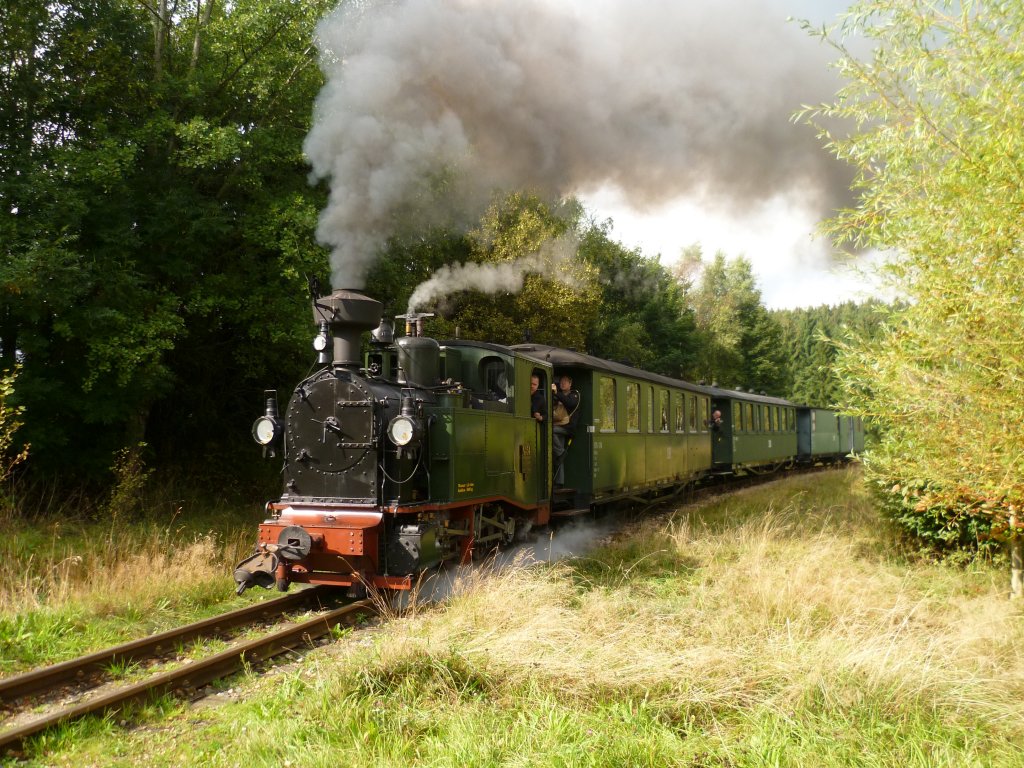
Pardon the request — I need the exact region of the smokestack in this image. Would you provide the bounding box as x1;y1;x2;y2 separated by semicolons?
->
314;290;383;369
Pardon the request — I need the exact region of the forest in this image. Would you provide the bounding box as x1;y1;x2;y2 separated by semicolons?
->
3;0;1024;584
0;0;876;485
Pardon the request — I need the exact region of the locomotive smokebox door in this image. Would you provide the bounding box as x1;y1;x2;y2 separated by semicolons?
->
285;373;377;500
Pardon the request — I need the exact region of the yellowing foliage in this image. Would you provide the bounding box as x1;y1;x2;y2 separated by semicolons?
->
803;1;1024;549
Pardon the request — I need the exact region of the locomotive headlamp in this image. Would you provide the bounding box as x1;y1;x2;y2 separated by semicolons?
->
252;415;279;446
387;414;419;447
252;390;282;457
313;321;331;364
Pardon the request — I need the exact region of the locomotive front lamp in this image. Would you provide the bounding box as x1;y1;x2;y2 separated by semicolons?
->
387;414;421;447
313;322;331;363
252;390;282;457
252;415;279;446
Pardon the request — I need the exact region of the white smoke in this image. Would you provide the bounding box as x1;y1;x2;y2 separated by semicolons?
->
406;235;578;314
305;0;847;289
395;518;620;605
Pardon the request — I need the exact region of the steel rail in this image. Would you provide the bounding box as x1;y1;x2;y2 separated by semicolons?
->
0;599;374;754
0;585;336;704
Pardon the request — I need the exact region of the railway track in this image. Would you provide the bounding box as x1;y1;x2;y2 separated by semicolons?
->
0;587;375;755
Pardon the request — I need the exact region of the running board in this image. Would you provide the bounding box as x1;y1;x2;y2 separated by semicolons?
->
551;507;590;518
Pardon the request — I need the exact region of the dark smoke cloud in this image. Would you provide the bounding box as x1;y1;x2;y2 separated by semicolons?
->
305;0;848;289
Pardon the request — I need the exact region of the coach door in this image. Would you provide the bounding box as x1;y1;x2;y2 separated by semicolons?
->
531;367;551;502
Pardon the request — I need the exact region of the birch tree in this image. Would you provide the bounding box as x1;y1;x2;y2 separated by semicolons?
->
803;0;1024;595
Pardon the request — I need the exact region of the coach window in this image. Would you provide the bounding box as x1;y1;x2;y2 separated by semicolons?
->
626;382;640;432
766;406;774;432
702;398;710;432
674;392;684;432
745;403;755;432
647;386;654;432
733;402;742;432
687;395;697;432
658;390;670;432
599;376;616;432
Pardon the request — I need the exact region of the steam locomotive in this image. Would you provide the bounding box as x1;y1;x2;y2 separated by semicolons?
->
233;289;863;595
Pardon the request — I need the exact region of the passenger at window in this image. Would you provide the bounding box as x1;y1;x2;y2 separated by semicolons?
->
707;409;723;430
529;374;546;422
551;374;580;488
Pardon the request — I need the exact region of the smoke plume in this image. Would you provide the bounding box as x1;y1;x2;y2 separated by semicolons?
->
406;235;578;313
305;0;847;289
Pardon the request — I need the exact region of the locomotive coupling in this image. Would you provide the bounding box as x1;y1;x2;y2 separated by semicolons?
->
233;525;318;594
233;548;279;595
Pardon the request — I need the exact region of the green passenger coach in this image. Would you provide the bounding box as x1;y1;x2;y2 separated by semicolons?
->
707;387;799;472
512;345;714;510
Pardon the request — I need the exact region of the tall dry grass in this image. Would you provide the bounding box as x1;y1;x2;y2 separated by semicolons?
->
352;468;1024;728
0;523;251;615
17;468;1024;766
0;470;262;671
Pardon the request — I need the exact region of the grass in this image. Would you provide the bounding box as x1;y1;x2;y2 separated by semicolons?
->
0;474;269;674
6;467;1024;766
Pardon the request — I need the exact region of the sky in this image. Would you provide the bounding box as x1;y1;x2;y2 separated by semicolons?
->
581;183;884;311
578;0;879;310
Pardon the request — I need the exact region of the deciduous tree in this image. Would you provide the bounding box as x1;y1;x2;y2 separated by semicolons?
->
1;0;333;478
803;0;1024;593
688;251;789;395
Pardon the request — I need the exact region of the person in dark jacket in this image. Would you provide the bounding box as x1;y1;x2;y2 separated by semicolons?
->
529;374;546;422
551;373;580;487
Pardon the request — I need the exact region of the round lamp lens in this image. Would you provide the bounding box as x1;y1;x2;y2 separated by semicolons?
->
253;416;277;445
388;416;415;446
